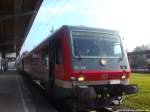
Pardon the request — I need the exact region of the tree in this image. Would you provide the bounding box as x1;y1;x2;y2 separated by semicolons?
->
133;44;150;52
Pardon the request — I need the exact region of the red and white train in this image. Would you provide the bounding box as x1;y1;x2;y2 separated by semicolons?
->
17;25;138;110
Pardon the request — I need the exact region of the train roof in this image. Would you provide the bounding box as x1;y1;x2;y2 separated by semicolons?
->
21;25;119;59
63;25;119;34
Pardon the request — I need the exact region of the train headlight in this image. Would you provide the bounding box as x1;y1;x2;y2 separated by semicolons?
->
121;74;126;80
100;59;107;66
78;76;85;81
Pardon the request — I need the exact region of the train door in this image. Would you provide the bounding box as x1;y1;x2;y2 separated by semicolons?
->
41;45;49;81
47;35;65;97
53;38;64;81
48;41;55;88
49;38;63;80
47;38;63;96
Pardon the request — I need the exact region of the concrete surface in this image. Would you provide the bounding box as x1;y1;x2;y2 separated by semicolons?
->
0;71;58;112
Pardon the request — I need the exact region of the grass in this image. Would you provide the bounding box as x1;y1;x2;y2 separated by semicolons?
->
123;73;150;110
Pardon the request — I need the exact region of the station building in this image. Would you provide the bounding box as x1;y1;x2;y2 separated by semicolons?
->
128;50;150;70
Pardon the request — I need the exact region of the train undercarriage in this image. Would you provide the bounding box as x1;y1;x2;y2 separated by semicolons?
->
63;84;138;111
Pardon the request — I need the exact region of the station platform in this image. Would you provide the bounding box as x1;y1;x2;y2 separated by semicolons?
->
0;71;58;112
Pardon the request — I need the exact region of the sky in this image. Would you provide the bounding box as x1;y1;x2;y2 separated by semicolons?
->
20;0;150;55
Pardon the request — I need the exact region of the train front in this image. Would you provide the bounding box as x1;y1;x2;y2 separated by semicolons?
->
67;27;138;110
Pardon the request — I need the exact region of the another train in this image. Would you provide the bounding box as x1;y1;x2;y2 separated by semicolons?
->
17;25;138;110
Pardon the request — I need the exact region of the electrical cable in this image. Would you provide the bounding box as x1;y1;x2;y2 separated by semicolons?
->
20;0;71;56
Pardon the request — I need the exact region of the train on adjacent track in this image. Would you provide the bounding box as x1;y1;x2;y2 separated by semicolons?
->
17;25;138;111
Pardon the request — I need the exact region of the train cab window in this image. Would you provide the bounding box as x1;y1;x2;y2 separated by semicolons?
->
72;31;123;58
114;42;122;57
55;42;62;64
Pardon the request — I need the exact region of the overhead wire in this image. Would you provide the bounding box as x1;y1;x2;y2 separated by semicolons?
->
21;0;71;55
33;0;71;38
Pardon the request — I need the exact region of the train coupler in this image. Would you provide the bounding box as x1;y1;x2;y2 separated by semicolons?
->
122;84;138;95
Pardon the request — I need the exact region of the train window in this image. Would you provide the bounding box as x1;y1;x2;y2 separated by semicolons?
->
32;52;38;65
114;42;122;56
72;31;123;58
146;55;150;59
42;45;49;67
25;57;32;65
55;42;62;64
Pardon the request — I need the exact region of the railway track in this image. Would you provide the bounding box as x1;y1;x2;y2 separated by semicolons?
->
88;108;114;112
21;72;135;112
91;108;136;112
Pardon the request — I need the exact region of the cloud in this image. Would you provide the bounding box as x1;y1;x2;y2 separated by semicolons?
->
34;0;104;23
22;0;150;53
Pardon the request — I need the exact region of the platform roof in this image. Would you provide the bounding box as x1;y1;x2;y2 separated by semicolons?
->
0;0;43;54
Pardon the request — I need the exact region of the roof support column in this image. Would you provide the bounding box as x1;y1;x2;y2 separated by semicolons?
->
1;52;6;72
14;0;23;52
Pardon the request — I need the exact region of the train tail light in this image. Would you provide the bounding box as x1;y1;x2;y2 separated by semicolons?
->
121;74;126;80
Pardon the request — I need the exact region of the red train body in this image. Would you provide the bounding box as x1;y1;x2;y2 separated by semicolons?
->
17;25;138;110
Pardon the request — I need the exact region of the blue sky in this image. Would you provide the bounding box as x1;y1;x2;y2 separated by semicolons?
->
20;0;150;55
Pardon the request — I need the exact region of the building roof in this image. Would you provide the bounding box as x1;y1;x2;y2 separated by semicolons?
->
128;50;150;55
0;0;43;54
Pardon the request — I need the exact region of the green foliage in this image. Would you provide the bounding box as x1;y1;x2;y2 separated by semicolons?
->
123;73;150;110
